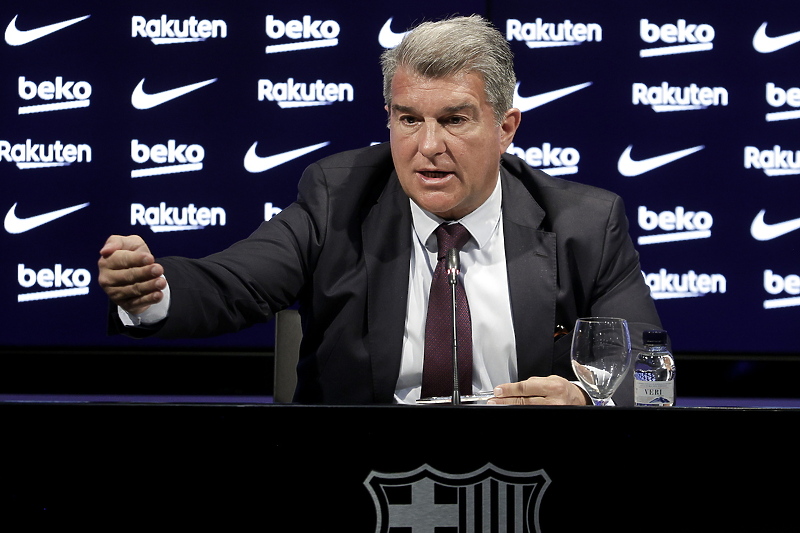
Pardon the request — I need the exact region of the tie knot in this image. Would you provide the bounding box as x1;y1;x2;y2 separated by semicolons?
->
435;223;471;259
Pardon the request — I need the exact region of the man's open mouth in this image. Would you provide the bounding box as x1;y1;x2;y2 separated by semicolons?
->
419;170;451;179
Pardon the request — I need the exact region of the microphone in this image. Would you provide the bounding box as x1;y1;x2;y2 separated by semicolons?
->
447;248;461;405
446;248;459;285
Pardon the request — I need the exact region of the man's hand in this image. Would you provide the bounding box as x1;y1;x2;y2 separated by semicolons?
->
488;375;590;406
98;235;166;315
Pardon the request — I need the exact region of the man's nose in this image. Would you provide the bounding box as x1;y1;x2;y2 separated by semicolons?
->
418;120;445;157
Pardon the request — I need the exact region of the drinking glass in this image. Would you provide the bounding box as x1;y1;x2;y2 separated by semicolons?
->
570;317;632;406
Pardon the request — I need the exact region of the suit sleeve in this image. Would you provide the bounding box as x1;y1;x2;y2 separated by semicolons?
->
589;195;660;326
109;162;330;338
589;195;664;404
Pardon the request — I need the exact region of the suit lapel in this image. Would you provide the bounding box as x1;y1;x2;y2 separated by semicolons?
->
500;168;559;379
363;171;412;402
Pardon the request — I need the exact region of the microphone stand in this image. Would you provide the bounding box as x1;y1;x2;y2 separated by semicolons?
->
446;249;461;406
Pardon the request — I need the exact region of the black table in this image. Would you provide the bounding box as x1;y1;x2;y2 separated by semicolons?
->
1;401;795;531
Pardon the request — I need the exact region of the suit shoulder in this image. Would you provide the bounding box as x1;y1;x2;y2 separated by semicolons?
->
314;143;394;172
501;152;621;206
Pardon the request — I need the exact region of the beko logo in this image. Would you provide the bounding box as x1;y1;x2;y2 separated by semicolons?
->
131;78;217;110
17;263;91;302
753;23;800;54
506;142;580;176
244;141;329;173
744;145;800;176
131;15;227;44
513;81;592;113
764;270;800;309
506;18;602;48
18;76;92;115
5;14;90;46
632;82;728;112
258;78;354;108
618;145;704;177
265;15;340;54
131;139;204;178
0;139;91;169
265;203;283;221
131;203;226;232
638;206;713;245
765;83;800;122
643;269;727;299
639;19;715;57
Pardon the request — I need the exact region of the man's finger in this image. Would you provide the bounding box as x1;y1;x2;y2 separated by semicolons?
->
490;376;589;406
102;275;166;315
493;376;547;398
99;235;150;258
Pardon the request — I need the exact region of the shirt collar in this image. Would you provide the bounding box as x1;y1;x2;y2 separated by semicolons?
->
410;173;502;252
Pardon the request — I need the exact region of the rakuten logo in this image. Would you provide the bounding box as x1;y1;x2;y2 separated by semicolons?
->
131;15;227;44
258;78;354;108
506;18;602;48
764;269;800;309
643;269;727;299
131;203;226;232
18;76;91;115
765;83;800;122
506;142;580;176
632;82;728;112
744;145;800;176
637;206;713;245
265;15;340;54
0;139;91;169
639;19;715;57
131;139;204;178
17;263;91;302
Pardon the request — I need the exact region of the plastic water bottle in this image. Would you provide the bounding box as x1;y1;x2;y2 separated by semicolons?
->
634;330;675;407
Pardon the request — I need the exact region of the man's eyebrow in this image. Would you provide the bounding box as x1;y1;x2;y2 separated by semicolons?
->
442;103;478;114
391;104;416;114
390;103;477;114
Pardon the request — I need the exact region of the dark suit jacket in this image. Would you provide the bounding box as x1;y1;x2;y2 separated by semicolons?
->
113;143;662;404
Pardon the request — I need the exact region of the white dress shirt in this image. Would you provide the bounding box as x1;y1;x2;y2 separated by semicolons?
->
394;176;517;403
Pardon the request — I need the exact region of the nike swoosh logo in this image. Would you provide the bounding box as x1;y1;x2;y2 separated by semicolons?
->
617;145;704;177
378;18;408;49
5;14;90;46
131;78;217;110
753;22;800;53
750;210;800;241
4;202;89;234
513;81;592;112
243;141;330;173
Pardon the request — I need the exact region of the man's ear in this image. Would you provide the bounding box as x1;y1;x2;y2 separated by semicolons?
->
499;108;522;152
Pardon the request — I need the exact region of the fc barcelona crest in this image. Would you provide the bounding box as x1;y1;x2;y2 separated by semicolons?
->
364;464;551;533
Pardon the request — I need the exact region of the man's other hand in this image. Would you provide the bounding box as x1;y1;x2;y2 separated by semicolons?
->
488;375;590;405
98;235;165;315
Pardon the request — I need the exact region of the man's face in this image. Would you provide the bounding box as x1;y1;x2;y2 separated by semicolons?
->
388;67;520;220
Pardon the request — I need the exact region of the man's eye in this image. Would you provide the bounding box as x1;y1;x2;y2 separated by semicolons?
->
445;116;467;125
399;116;419;125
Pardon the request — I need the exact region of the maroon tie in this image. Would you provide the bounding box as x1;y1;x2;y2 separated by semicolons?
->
422;223;473;398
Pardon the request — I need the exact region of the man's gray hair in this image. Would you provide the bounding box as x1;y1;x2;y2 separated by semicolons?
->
380;15;517;125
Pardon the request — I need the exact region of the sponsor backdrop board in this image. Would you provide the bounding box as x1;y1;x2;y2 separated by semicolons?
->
1;0;798;356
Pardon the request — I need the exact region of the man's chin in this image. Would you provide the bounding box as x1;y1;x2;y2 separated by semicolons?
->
415;199;465;221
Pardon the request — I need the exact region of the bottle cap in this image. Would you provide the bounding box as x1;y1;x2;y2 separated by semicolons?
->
643;330;667;345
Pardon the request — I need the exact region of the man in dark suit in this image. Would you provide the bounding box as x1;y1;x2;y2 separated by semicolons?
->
98;16;662;405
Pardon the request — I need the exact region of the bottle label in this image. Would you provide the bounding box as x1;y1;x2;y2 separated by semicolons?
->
634;380;675;406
